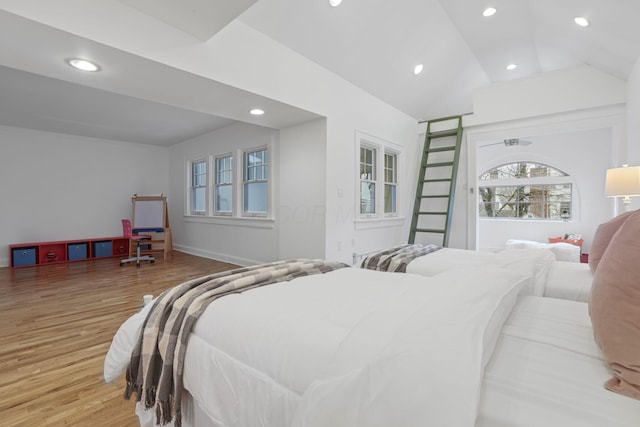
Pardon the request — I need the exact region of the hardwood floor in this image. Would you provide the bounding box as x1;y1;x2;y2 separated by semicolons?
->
0;252;238;426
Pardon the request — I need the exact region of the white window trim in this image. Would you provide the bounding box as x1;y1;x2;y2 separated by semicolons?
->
383;149;400;217
242;145;270;218
184;140;274;222
359;143;377;218
355;131;404;225
213;153;234;217
478;168;575;222
187;157;209;216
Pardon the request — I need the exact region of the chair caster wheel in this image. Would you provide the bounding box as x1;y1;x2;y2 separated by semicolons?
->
151;260;155;264
136;263;141;268
119;263;123;267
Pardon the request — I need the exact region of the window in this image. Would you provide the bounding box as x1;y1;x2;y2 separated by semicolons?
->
244;148;268;215
360;146;376;215
384;152;397;214
357;132;402;221
479;162;572;220
190;159;207;215
215;155;233;214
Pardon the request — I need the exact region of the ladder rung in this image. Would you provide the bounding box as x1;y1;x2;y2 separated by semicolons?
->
415;228;446;234
426;146;456;153
420;194;450;199
424;161;454;168
423;178;452;183
417;211;448;215
426;115;463;124
428;129;458;138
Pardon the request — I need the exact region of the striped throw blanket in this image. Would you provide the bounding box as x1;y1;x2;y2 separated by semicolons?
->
358;243;441;272
124;259;347;427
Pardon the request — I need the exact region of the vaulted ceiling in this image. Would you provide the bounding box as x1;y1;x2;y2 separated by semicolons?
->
0;0;638;145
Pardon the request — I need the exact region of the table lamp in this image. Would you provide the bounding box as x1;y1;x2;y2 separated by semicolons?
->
605;165;640;212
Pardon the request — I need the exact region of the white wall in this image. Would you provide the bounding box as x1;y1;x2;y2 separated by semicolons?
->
466;66;627;127
0;125;169;267
168;122;279;266
626;58;640;211
0;11;420;265
628;57;640;165
474;126;615;253
457;66;628;253
278;119;327;260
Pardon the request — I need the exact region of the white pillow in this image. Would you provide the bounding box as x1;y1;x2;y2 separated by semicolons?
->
504;239;580;263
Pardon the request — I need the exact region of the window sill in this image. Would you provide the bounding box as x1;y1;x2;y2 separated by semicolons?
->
479;218;572;223
184;215;275;229
354;216;405;230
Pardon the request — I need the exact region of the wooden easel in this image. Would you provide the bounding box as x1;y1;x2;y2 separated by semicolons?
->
131;195;172;260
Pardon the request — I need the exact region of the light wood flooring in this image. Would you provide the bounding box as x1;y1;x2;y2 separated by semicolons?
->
0;252;238;426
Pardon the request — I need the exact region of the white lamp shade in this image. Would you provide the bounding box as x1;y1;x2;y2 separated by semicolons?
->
605;166;640;197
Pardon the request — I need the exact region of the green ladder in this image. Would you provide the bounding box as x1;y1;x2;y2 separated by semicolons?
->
409;115;463;247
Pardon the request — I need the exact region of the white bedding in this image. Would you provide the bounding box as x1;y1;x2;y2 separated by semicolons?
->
105;266;640;427
478;296;640;426
106;266;526;427
405;247;593;302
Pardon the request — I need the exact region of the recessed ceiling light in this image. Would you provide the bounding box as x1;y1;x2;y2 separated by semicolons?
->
329;0;342;7
66;58;100;72
574;17;589;27
249;108;265;116
413;64;424;75
482;7;497;17
506;63;517;71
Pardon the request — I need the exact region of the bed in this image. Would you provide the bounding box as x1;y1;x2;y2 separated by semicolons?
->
359;245;593;302
104;255;640;426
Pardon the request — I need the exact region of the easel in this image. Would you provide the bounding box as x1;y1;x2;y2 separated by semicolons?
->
131;195;172;260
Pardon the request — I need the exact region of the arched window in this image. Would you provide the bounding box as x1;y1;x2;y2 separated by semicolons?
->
479;162;572;220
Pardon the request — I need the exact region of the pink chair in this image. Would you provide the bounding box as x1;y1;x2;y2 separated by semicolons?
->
120;219;155;267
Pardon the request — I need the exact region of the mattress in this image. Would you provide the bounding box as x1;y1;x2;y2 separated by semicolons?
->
405;247;593;302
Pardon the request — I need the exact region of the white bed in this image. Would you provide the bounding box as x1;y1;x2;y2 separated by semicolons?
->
397;247;592;302
104;264;638;427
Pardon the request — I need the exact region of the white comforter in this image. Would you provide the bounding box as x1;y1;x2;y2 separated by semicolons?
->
406;248;592;302
106;266;527;427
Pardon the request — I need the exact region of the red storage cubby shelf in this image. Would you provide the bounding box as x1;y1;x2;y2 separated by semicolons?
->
39;243;67;264
9;236;131;269
112;238;130;256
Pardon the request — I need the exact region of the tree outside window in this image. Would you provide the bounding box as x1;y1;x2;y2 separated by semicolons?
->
479;162;572;220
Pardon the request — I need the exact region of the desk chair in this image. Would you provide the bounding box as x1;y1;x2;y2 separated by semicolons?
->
120;219;155;267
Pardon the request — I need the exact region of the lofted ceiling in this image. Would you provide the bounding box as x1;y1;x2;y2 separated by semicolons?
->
0;0;638;146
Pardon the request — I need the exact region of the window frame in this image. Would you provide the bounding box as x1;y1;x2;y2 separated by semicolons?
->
384;151;398;216
189;158;208;216
355;131;403;223
359;145;377;217
478;162;574;221
214;154;233;216
242;146;269;218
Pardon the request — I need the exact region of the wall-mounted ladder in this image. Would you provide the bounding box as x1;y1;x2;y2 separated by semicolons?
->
409;115;463;247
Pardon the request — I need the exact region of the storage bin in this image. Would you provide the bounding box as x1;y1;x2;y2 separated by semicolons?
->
68;243;88;261
93;241;113;257
12;247;37;267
